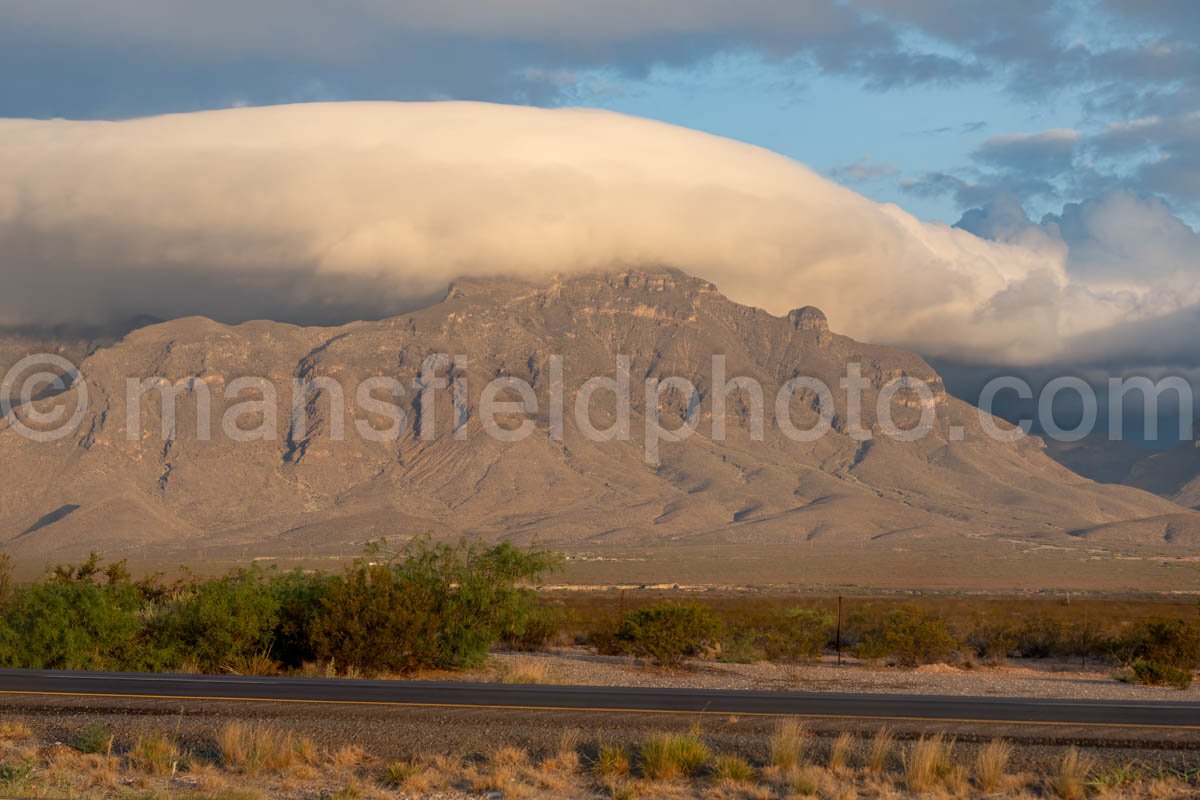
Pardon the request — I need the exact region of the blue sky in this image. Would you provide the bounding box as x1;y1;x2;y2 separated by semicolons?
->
562;52;1085;223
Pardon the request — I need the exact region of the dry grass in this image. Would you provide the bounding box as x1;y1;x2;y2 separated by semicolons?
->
592;744;632;779
975;738;1013;792
380;759;442;793
866;726;895;774
903;733;955;793
328;743;365;770
217;721;311;774
710;753;755;784
828;731;854;775
499;656;553;684
640;732;712;780
0;720;33;740
380;759;421;787
127;730;179;776
1048;746;1095;800
789;764;827;796
768;717;807;771
224;652;279;676
7;716;1200;800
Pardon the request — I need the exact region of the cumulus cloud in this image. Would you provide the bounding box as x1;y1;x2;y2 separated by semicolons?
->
0;101;1196;366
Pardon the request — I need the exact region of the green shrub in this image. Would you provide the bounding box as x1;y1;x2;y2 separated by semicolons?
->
270;570;334;667
0;541;558;678
499;596;563;651
1126;659;1194;689
150;567;283;672
613;602;719;667
851;605;958;667
968;620;1019;663
69;721;113;755
0;554;162;671
310;538;559;673
769;608;833;661
0;757;34;787
1122;618;1200;671
585;621;625;656
1013;615;1066;658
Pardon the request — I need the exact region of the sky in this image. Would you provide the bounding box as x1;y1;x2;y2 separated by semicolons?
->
3;0;1198;228
2;0;1200;438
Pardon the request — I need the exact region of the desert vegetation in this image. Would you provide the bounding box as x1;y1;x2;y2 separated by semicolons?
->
0;549;1198;688
574;593;1200;689
1;714;1198;799
0;541;558;676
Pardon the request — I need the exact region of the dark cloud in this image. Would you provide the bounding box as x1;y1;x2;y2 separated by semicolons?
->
826;156;900;183
0;0;1089;118
953;192;1038;241
901;167;1057;209
973;129;1079;177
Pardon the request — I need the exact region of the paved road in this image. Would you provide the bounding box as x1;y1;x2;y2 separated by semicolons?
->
1;669;1197;730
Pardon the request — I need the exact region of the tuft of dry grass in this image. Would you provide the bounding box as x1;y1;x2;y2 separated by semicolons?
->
768;717;807;771
1048;746;1094;800
183;761;230;793
127;730;179;776
710;753;756;784
0;720;33;740
380;760;421;787
224;652;279;677
592;744;632;779
975;738;1012;792
491;746;531;769
640;732;712;780
866;726;895;774
903;733;955;793
539;728;582;775
328;744;365;770
380;759;442;794
327;781;364;800
789;764;827;796
608;780;641;800
828;731;855;775
216;721;308;774
499;656;553;684
471;763;522;795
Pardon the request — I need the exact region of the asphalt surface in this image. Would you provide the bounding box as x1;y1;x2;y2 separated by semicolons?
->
1;669;1198;730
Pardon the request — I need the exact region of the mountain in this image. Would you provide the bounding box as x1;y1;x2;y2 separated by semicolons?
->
1;270;1195;589
1041;435;1150;486
1125;436;1200;509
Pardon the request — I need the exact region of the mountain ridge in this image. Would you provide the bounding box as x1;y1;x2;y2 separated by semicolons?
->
1;269;1196;588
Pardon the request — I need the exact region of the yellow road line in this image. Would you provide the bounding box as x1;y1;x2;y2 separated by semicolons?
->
2;689;1199;731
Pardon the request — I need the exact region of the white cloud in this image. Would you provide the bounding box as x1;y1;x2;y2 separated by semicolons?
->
0;101;1194;365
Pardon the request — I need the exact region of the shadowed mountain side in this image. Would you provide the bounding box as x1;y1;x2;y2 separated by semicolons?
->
0;270;1194;587
1125;436;1200;509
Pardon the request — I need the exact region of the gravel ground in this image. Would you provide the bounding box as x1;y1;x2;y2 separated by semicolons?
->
467;649;1200;701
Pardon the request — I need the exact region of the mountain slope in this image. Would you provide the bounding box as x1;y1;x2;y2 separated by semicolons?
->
0;270;1194;587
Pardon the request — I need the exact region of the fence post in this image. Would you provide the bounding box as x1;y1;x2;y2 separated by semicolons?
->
836;595;844;666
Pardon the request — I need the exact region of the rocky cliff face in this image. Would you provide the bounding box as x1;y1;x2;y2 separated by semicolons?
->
0;269;1191;576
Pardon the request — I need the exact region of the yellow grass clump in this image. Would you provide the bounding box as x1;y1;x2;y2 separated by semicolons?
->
768;717;808;771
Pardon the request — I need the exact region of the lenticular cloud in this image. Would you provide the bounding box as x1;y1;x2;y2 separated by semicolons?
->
0;101;1189;364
